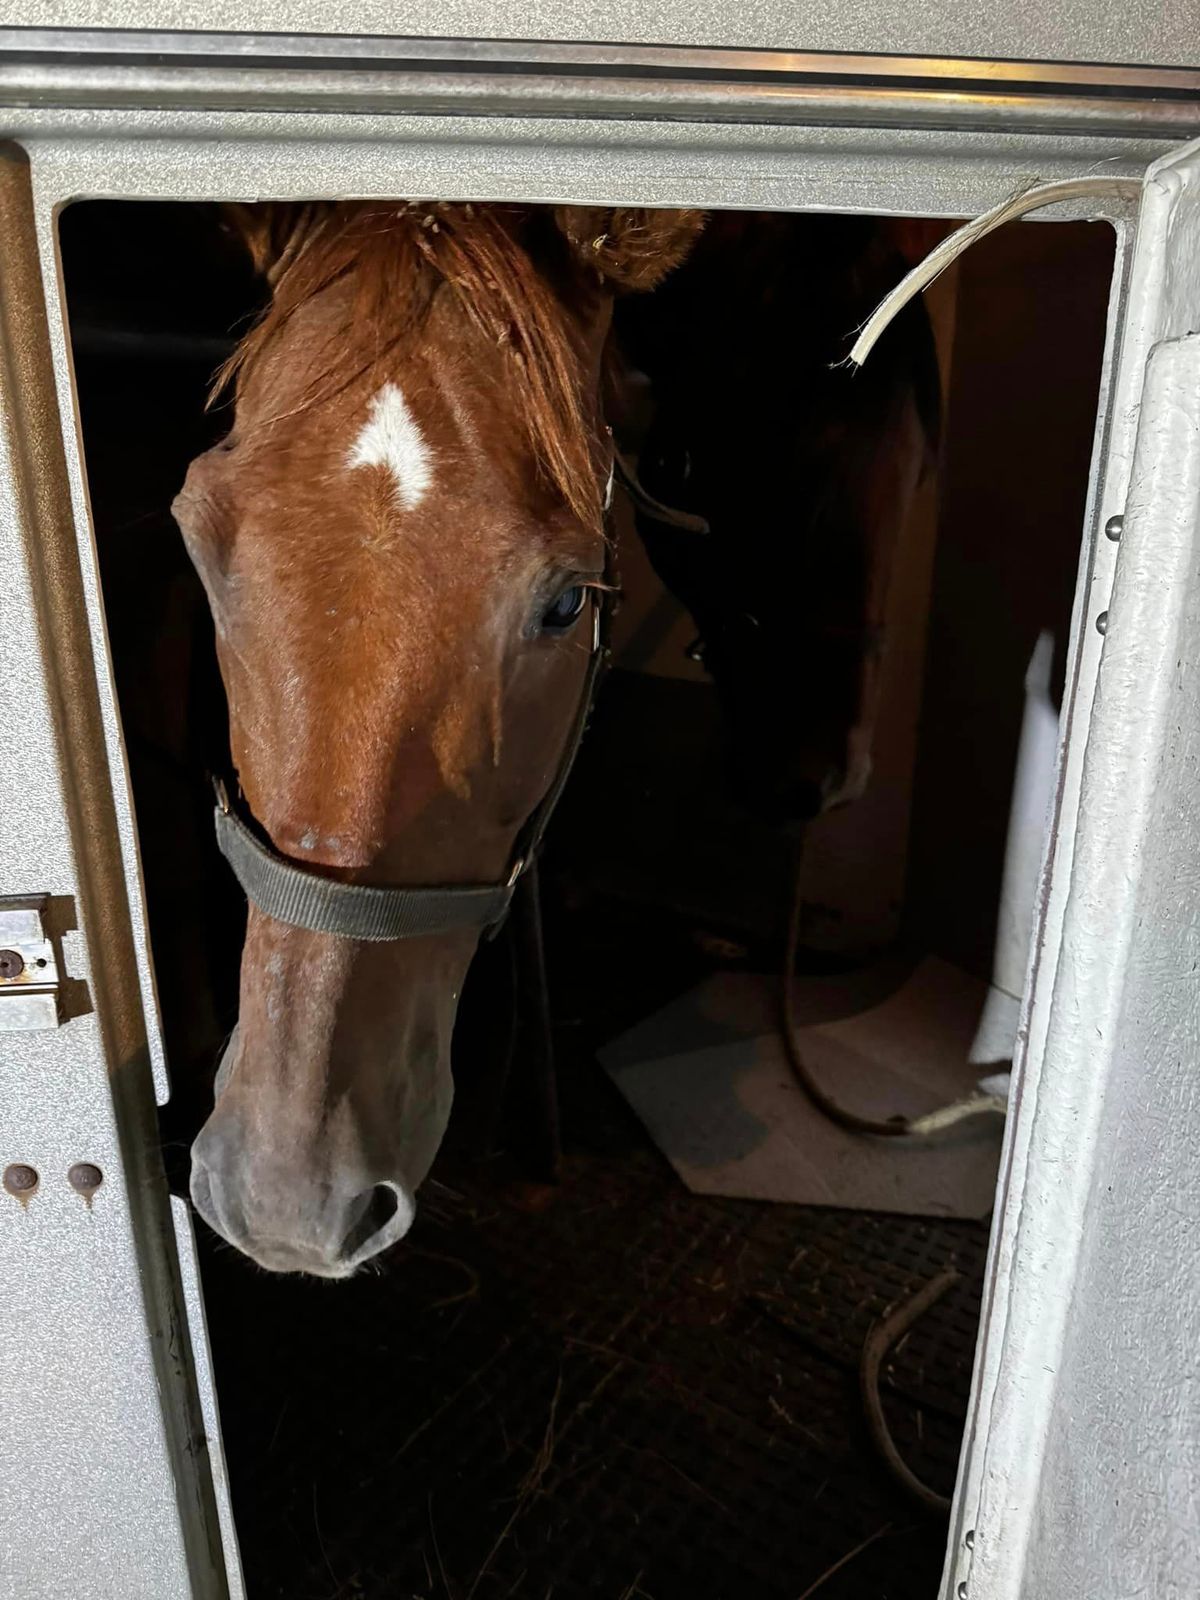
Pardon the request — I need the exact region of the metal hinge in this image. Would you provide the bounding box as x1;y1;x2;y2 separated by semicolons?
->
0;897;60;1030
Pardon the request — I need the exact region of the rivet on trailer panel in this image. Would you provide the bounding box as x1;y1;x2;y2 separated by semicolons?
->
0;948;26;979
67;1163;104;1206
3;1164;39;1205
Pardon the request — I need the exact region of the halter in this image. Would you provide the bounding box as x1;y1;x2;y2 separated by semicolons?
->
213;463;616;943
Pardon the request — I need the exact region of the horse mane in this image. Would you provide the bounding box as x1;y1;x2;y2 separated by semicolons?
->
213;201;604;531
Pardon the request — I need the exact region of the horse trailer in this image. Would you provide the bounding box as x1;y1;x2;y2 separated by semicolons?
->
1;7;1198;1598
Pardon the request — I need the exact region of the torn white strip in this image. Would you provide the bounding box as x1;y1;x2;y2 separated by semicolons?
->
848;175;1137;369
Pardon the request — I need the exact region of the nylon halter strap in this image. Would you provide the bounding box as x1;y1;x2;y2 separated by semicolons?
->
213;466;615;944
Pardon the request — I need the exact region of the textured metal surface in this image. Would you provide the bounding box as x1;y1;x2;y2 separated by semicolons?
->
941;148;1200;1600
173;1198;247;1600
0;147;232;1599
8;69;1198;141
0;30;1197;136
1028;326;1200;1600
4;31;1198;86
13;108;1157;225
3;0;1200;71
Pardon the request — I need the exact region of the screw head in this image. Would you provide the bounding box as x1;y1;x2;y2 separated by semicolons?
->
965;1529;976;1549
68;1163;103;1195
0;949;25;980
958;1584;969;1599
1105;514;1124;541
1096;610;1109;635
3;1163;39;1196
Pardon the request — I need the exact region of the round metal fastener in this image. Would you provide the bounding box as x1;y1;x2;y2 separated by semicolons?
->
958;1585;969;1599
3;1163;39;1196
965;1529;976;1549
68;1162;103;1195
1105;513;1124;541
1096;610;1109;635
0;949;25;980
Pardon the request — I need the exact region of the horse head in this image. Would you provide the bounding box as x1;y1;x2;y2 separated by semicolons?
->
173;202;703;1276
619;214;940;823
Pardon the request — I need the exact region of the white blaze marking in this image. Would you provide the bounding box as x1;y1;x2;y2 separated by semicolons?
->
346;382;433;511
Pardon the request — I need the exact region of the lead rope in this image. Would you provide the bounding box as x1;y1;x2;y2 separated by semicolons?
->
780;835;1007;1139
860;1267;960;1514
782;836;987;1509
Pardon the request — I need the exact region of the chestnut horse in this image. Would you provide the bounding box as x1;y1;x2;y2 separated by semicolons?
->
173;202;702;1276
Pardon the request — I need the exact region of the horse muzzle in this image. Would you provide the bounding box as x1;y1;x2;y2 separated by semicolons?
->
189;1142;416;1278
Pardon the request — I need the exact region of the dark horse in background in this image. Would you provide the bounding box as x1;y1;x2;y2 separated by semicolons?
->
614;212;941;824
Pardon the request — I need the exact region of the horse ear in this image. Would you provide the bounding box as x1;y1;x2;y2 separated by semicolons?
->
220;202;332;288
553;207;706;291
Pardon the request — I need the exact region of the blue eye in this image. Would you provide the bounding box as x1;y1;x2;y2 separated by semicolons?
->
541;584;588;633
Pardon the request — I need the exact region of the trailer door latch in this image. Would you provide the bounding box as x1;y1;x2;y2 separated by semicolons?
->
0;898;61;1031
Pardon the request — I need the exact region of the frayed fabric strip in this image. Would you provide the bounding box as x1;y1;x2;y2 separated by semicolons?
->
848;175;1138;370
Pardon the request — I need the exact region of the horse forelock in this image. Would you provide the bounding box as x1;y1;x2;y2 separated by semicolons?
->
212;202;604;534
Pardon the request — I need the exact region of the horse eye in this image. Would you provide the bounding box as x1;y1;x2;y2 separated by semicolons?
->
540;584;588;633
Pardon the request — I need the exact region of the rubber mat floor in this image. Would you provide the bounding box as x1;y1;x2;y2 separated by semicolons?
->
197;904;988;1600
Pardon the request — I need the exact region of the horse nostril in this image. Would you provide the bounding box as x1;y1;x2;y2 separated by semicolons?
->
340;1184;401;1260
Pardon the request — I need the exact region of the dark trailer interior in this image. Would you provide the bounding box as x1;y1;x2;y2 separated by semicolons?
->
59;199;1113;1600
